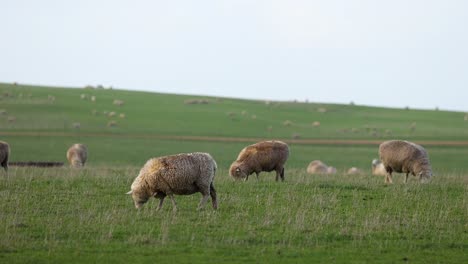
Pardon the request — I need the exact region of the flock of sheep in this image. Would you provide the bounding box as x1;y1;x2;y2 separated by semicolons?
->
0;139;432;211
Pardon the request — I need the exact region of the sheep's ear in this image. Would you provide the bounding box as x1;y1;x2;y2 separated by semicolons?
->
126;190;133;195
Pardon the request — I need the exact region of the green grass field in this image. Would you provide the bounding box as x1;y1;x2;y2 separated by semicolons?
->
0;83;467;263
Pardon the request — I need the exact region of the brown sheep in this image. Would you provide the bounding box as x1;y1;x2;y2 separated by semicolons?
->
229;140;289;182
0;141;10;174
379;140;432;184
66;144;88;168
127;152;217;211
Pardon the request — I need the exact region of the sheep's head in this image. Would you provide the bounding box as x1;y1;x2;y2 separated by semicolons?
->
229;162;248;180
126;189;150;209
418;170;432;183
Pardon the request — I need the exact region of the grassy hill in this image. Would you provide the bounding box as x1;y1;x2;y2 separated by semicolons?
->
1;82;468;172
0;82;467;263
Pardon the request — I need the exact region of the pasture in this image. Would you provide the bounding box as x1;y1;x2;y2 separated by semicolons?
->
0;83;467;263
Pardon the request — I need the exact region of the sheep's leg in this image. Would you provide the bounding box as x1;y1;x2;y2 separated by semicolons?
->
404;173;409;184
210;183;218;210
157;197;165;211
198;193;210;210
385;172;393;184
280;167;285;181
168;194;177;212
255;172;259;181
244;174;249;181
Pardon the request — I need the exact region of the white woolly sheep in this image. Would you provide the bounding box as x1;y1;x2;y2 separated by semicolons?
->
66;143;88;168
371;159;387;176
113;99;124;106
379;140;432;184
347;167;363;175
306;160;336;174
0;141;10;174
230;140;289;182
127;152;217;211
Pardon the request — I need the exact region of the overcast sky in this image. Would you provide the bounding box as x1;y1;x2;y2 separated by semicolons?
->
1;0;467;111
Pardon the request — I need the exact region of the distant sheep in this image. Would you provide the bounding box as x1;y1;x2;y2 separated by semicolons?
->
0;141;10;174
317;107;327;113
113;99;124;106
119;113;125;118
108;112;116;118
230;140;289;181
312;121;320;127
347;167;363;175
127;152;217;211
80;94;87;100
283;120;292;126
371;159;387;176
379;140;432;184
306;160;336;175
107;121;117;127
66;143;88;168
0;109;6;115
48;95;55;102
72;122;81;129
91;96;96;102
7;116;16;123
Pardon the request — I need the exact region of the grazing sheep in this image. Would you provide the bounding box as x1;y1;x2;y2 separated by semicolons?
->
283;120;292;126
66;144;88;168
317;107;327;113
107;120;117;127
379;140;432;184
0;109;6;115
327;166;337;174
7;116;16;123
108;111;116;117
371;159;387;176
126;152;217;211
229;140;289;181
312;121;320;127
0;141;10;174
47;95;55;102
113;99;124;106
119;113;126;118
347;167;362;175
72;122;81;129
80;94;87;100
91;96;96;102
307;160;330;174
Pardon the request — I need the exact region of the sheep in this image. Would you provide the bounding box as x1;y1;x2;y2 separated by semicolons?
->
327;166;337;174
72;122;81;129
283;120;292;126
0;141;10;174
7;116;16;123
119;113;125;118
66;143;88;168
229;140;289;182
371;159;387;176
113;99;124;106
312;121;320;127
347;167;363;175
306;160;336;174
126;152;217;211
0;109;6;115
379;140;432;184
91;96;96;102
107;120;117;127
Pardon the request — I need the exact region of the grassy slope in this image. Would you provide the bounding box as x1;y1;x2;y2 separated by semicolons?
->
0;83;467;263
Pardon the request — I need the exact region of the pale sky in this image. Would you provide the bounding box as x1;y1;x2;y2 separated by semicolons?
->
1;0;467;111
